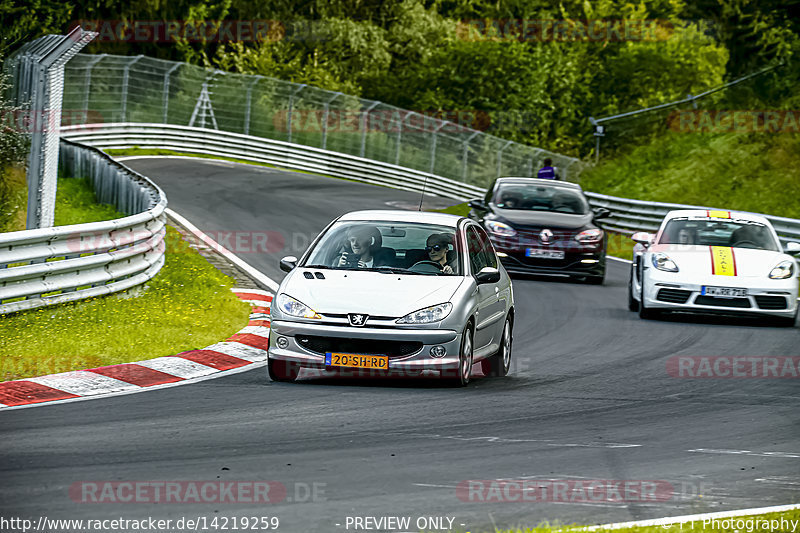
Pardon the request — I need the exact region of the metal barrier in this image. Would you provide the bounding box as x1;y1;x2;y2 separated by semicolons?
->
0;140;167;315
61;122;800;248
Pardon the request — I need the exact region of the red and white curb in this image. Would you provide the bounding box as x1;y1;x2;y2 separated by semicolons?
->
0;288;272;410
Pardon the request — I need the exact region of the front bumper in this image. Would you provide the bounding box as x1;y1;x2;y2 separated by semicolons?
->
642;269;798;318
268;320;463;376
489;235;605;277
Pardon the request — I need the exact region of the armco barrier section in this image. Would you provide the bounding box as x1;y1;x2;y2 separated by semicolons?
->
0;140;167;315
61;122;800;248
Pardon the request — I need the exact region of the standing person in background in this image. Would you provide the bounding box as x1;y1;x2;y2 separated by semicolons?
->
537;158;560;180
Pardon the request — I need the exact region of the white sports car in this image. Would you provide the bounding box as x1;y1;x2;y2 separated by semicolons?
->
628;209;800;326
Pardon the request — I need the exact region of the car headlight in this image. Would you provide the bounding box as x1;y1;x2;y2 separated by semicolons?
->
485;221;516;237
276;294;321;319
769;260;794;279
575;228;603;243
651;252;679;272
396;303;453;324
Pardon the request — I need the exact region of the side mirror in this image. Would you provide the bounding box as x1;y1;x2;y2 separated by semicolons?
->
279;256;298;272
785;242;800;255
593;207;611;220
475;266;501;284
631;232;655;247
468;199;488;211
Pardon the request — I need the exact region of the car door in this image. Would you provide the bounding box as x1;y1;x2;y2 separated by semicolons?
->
466;225;505;354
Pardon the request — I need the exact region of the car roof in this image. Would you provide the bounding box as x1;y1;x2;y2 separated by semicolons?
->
664;209;772;225
337;210;464;228
495;177;584;191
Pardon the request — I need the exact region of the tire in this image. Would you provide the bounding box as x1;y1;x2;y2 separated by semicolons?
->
268;358;300;382
627;270;639;312
586;274;605;285
484;317;512;377
451;325;474;387
771;309;797;327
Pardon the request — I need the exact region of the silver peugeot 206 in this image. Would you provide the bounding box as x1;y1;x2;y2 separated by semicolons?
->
268;210;515;386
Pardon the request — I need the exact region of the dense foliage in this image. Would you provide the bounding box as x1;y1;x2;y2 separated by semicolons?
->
0;0;797;157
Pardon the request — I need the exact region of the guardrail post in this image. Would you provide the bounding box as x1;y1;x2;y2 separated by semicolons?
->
286;84;306;143
120;55;143;122
321;92;342;151
359;101;380;158
461;131;480;183
496;141;512;179
161;63;181;124
243;75;263;135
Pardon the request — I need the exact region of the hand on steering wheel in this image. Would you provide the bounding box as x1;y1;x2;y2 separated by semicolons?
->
733;240;759;249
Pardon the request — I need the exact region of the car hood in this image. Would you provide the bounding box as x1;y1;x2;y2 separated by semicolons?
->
280;269;466;316
493;209;592;230
651;244;791;278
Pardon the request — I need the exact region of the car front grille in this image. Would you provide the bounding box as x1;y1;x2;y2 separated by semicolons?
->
656;288;692;304
296;335;423;358
694;296;752;308
754;295;789;310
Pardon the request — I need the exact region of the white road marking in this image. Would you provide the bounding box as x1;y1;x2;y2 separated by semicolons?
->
688;448;800;458
205;342;267;362
135;357;219;379
234;326;271;337
389;432;641;448
585;503;800;530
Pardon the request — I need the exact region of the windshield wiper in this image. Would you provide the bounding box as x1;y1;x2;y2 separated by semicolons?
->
370;266;428;275
303;264;330;269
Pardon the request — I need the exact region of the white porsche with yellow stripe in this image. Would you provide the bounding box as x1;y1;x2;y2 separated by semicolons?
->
628;210;800;326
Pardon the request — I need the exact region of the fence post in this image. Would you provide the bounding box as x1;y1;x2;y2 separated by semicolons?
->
496;141;512;179
461;131;480;183
286;84;306;143
321;92;341;151
429;121;446;174
120;55;143;122
161;63;181;123
360;101;380;158
395;112;411;166
243;75;263;135
82;54;106;116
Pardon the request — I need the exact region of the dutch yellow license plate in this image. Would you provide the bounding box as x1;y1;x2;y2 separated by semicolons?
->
325;352;389;370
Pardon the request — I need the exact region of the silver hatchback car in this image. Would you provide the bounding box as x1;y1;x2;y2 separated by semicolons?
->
268;210;515;385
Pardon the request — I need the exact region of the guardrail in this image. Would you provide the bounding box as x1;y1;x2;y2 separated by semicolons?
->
0;140;167;315
61;122;800;249
60;123;487;201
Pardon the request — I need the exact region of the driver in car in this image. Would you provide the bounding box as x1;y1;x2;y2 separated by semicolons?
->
419;233;457;274
336;225;383;268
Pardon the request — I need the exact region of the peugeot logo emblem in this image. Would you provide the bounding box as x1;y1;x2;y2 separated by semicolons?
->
348;314;368;326
539;229;554;244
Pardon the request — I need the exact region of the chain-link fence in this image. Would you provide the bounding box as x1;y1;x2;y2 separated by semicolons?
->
61;54;583;188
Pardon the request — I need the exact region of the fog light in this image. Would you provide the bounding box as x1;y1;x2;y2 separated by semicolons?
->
497;252;508;257
430;345;446;358
276;336;289;349
581;259;599;263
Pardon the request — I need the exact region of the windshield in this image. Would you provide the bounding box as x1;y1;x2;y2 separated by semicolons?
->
658;219;779;251
493;183;589;214
302;221;462;275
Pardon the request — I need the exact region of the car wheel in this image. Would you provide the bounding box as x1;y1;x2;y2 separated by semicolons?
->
268;358;300;382
585;274;605;285
484;317;512;377
627;270;639;312
771;309;797;327
452;325;474;386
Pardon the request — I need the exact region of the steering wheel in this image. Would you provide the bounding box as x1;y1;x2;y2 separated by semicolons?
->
732;240;759;249
410;260;444;274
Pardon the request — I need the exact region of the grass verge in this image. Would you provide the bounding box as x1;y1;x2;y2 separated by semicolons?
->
0;176;251;381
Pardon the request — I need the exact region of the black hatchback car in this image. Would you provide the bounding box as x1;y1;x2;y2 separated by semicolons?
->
468;177;610;284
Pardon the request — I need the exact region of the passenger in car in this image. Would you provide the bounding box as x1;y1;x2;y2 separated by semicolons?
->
420;233;457;274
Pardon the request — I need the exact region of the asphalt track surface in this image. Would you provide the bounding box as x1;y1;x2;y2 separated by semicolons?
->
1;158;798;532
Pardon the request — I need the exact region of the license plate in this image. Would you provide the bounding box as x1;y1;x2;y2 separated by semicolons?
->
701;286;748;297
525;248;565;259
325;352;389;370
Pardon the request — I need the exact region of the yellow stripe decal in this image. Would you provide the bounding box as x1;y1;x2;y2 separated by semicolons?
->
707;210;731;219
710;246;737;276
